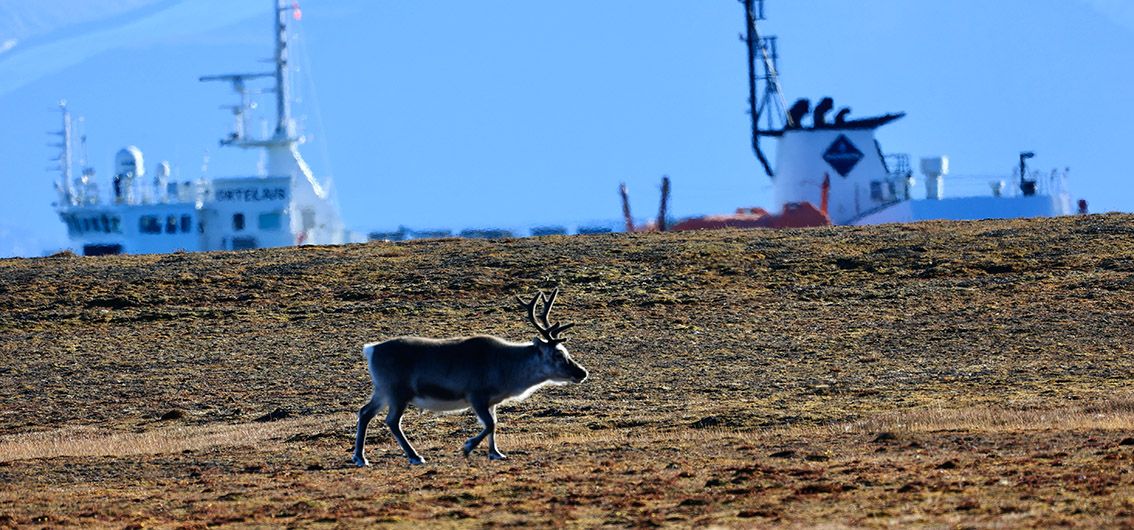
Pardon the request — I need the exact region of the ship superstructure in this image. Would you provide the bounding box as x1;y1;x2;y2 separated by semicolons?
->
53;0;345;256
738;0;1075;226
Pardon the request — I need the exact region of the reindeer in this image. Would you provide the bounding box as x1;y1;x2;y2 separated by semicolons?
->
353;289;588;466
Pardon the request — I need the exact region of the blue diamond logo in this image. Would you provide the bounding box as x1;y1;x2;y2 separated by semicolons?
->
823;135;864;177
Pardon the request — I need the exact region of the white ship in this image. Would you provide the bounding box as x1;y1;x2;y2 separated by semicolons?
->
739;0;1078;227
52;1;346;256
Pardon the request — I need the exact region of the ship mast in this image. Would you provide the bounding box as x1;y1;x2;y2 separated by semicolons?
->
742;0;789;178
49;100;75;205
273;0;292;140
199;0;331;203
200;0;298;149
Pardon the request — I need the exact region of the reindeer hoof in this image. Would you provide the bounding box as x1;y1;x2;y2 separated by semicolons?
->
353;455;370;467
489;452;507;461
408;456;426;465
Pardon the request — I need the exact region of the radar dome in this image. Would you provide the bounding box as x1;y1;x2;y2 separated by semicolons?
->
115;146;145;178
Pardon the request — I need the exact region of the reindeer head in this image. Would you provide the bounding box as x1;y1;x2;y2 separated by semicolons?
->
518;289;588;384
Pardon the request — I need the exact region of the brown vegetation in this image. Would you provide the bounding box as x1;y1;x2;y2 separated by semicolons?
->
1;214;1133;528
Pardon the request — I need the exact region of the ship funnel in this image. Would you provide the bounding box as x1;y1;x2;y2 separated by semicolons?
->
920;156;949;200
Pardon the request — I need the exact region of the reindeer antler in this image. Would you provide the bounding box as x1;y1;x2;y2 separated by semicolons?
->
516;289;574;344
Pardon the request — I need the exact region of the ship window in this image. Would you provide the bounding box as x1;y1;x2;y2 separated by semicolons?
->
233;213;245;231
165;216;178;234
140;215;162;234
180;215;192;233
869;181;884;201
258;212;282;231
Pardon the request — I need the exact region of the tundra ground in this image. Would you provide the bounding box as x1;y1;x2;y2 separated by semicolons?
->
1;215;1133;528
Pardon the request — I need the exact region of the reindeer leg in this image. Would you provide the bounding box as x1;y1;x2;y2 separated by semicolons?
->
463;397;498;459
353;396;381;467
385;400;425;465
485;405;506;461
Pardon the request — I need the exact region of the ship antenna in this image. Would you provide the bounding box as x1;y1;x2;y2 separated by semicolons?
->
742;0;789;177
48;100;74;205
199;0;299;148
77;116;89;174
273;0;295;140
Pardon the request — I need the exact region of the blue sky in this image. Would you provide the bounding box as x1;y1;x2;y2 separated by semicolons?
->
1;0;1131;256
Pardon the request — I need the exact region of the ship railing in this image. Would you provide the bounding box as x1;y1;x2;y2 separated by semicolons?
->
921;169;1070;200
61;177;210;208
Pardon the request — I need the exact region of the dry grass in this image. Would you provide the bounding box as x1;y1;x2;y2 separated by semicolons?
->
2;214;1134;528
0;415;337;463
2;401;1133;528
835;396;1134;436
5;397;1130;465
